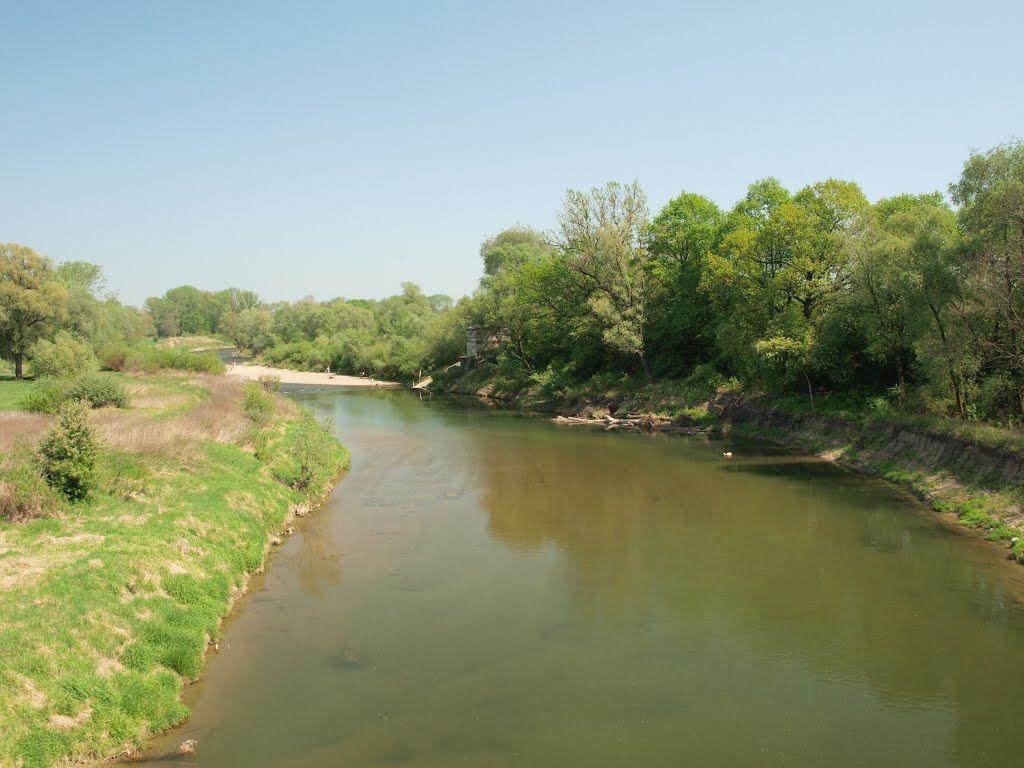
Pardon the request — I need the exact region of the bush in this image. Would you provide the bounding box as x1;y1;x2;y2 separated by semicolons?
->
0;451;61;521
242;382;275;425
274;409;339;492
21;381;70;414
37;400;100;500
20;374;130;413
99;344;226;374
68;373;130;409
96;341;130;371
30;332;98;379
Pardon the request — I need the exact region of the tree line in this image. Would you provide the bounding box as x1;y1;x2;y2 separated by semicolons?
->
0;250;152;379
3;139;1022;423
439;140;1024;422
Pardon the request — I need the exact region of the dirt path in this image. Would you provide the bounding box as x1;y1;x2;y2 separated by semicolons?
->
226;363;402;388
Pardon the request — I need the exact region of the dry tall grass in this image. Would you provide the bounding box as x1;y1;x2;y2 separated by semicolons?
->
93;375;250;455
0;413;52;453
3;374;288;460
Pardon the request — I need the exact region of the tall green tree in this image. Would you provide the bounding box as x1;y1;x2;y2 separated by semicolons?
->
646;192;724;374
950;140;1024;413
0;244;68;379
556;181;654;382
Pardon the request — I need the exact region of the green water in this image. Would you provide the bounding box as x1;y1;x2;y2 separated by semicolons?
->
139;388;1024;767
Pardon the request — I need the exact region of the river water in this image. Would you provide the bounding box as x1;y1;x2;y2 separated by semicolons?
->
138;387;1024;767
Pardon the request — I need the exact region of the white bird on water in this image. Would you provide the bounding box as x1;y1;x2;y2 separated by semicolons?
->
722;451;733;458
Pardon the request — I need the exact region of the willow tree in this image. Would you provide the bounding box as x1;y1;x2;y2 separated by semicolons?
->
0;244;68;379
556;181;654;382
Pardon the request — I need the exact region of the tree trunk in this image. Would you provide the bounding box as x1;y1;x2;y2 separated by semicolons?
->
928;302;964;418
639;353;652;386
804;372;815;412
14;354;23;380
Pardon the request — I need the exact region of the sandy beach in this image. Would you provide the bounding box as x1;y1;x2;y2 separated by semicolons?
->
226;363;402;388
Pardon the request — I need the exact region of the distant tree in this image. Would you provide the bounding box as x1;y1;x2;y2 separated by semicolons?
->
56;261;106;339
0;244;68;379
428;294;454;313
219;307;274;351
480;227;551;276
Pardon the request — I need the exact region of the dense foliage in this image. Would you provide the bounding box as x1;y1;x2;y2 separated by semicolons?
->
424;141;1024;424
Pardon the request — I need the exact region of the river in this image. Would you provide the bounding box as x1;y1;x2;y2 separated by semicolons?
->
137;387;1024;767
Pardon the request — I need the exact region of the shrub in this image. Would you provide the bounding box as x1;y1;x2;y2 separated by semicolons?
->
242;382;275;425
274;409;339;492
0;451;61;521
20;374;130;413
30;332;99;379
67;373;130;409
99;344;226;374
21;380;69;414
37;400;100;500
96;342;130;371
977;373;1020;420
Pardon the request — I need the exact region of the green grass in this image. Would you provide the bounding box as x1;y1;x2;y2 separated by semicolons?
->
0;379;38;411
0;375;347;767
764;389;1024;456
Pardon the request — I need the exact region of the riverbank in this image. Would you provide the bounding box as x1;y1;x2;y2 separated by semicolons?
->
434;364;1024;563
226;363;401;389
0;373;348;767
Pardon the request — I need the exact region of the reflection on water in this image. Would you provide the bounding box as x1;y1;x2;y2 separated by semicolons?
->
137;389;1024;767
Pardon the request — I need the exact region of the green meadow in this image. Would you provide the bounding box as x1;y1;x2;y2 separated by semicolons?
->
0;373;347;767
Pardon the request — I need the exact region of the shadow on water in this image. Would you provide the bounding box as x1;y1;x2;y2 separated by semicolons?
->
135;388;1024;768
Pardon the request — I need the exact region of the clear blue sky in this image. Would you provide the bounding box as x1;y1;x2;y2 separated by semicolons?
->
2;0;1022;306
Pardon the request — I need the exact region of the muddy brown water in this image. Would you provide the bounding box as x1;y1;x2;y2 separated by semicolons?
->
136;388;1024;767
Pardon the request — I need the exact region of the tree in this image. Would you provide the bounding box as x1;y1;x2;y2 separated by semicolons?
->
480;227;551;276
56;261;106;339
0;244;68;379
428;294;454;313
846;208;922;395
556;181;654;382
647;192;724;374
219;307;274;351
869;194;965;412
705;179;869;384
950;141;1024;413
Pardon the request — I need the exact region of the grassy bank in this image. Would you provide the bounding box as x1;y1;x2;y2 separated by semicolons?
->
437;363;1024;562
0;373;347;767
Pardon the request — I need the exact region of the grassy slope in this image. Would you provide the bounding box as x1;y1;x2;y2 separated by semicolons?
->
0;374;347;768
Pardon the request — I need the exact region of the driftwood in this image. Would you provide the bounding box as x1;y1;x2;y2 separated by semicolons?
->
552;413;712;435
